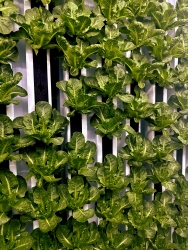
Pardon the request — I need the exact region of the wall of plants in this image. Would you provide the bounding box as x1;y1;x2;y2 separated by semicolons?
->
1;0;188;249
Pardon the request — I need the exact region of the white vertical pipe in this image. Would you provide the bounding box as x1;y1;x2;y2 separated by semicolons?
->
96;56;103;164
7;103;17;175
145;83;155;199
60;69;72;220
7;24;16;175
112;98;118;156
81;68;90;213
60;70;71;143
60;70;71;180
81;68;88;140
45;5;52;105
125;84;131;177
47;50;52;105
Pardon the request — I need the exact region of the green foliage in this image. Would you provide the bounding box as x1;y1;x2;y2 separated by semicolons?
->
84;66;132;103
0;219;33;250
0;170;27;225
0;64;27;105
21;145;68;186
122;86;153;122
96;190;130;224
2;0;188;248
64;132;97;173
119;132;156;167
0;0;19;34
146;102;180;132
56;36;101;76
11;7;63;54
0;36;18;64
56;78;105;116
56;218;100;249
53;1;105;38
80;154;126;190
58;176;99;222
19;183;67;233
13;101;69;145
91;104;125;138
0;114;34;163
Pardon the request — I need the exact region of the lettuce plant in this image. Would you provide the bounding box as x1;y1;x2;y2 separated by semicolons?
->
0;219;33;250
21;145;68;187
11;7;63;54
31;228;63;250
13;101;69;146
0;36;18;64
56;36;101;76
0;114;34;163
96;190;130;224
58;176;100;222
64;132;97;173
0;0;19;34
0;64;27;105
84;66;132;103
56;78;105;116
0;170;28;226
90;104;125;138
56;218;100;249
53;1;105;38
80;154;126;190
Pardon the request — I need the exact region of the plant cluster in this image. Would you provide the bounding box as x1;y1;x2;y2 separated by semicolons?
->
1;0;188;249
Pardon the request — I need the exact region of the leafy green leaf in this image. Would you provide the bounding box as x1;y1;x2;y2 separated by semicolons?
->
11;7;62;54
122;86;154;122
119;132;156;166
39;214;62;233
113;231;134;249
57;36;101;75
0;213;10;226
0;36;18;64
0;16;13;34
91;104;125;138
0;64;27;105
84;66;132;102
57;78;105;115
13;101;69;145
73;208;94;222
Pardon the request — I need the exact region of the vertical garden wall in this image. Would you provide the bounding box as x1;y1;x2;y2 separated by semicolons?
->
1;0;188;249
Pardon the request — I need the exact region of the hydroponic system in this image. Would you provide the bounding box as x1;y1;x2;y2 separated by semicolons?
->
0;0;188;249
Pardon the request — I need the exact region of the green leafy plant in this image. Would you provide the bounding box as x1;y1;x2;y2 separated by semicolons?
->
21;145;68;186
0;0;19;34
13;101;69;145
0;219;34;250
2;0;188;248
56;218;100;249
18;183;66;233
11;7;63;54
0;64;27;105
56;36;101;76
0;114;34;163
53;1;105;38
56;78;105;116
0;170;28;225
84;66;132;103
91;104;125;138
0;36;18;64
64;132;97;173
58;176;100;222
